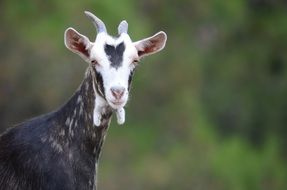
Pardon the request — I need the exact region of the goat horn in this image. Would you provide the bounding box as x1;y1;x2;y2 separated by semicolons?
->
84;11;107;33
118;20;128;35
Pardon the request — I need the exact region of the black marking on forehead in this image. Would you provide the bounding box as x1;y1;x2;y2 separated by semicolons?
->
104;42;125;69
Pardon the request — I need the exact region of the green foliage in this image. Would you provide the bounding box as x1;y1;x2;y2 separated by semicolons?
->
0;0;286;189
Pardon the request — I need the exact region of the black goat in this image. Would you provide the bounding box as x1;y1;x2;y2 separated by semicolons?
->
0;11;167;190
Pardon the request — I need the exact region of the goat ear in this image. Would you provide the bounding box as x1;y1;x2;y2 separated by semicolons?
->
64;27;92;62
134;31;167;58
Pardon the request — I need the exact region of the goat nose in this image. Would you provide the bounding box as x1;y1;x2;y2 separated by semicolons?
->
111;87;125;99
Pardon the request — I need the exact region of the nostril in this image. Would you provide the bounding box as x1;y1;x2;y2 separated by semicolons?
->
111;87;125;99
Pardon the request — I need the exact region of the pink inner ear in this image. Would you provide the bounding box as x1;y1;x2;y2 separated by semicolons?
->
68;31;89;57
72;40;89;57
137;33;166;57
138;40;158;57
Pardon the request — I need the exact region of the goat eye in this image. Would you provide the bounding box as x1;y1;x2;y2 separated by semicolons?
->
132;59;139;65
91;60;98;65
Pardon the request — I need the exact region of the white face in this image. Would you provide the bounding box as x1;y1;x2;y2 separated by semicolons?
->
89;33;139;109
64;12;167;110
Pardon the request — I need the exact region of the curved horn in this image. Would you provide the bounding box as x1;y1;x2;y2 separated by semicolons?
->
84;11;107;33
118;20;128;35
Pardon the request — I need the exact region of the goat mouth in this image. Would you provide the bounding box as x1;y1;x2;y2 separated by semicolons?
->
108;100;126;108
110;101;124;106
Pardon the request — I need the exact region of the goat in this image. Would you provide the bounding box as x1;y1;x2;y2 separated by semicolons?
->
0;11;167;190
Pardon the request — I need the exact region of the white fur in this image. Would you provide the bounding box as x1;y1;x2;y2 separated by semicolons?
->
93;91;107;127
116;108;125;125
90;33;137;111
90;33;134;127
92;78;107;127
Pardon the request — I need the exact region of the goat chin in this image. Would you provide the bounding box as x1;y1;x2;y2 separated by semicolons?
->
107;99;127;110
93;98;126;127
107;101;126;125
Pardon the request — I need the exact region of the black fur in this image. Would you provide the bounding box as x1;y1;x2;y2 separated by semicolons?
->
104;42;125;69
95;70;105;99
128;71;134;91
0;67;113;190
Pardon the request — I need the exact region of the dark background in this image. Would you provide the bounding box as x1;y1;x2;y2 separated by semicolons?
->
0;0;287;189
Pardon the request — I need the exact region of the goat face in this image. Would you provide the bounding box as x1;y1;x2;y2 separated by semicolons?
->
64;11;167;110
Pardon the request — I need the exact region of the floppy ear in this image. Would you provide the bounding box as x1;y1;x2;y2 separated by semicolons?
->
134;31;167;58
64;27;92;62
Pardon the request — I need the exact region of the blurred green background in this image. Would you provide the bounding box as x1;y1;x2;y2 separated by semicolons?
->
1;0;287;189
